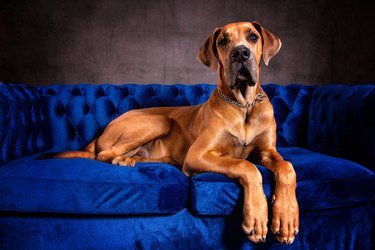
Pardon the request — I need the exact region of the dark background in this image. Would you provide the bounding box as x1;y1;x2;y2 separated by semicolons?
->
1;0;374;86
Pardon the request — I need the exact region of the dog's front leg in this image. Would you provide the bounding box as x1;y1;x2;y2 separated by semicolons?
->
184;137;268;243
258;147;299;244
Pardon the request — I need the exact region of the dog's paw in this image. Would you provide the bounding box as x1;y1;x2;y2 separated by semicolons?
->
242;191;268;243
112;156;136;167
271;193;299;244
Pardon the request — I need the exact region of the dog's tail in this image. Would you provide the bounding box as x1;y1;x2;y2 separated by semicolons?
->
37;139;97;160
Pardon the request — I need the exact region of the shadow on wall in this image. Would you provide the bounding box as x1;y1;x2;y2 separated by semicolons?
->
0;0;374;86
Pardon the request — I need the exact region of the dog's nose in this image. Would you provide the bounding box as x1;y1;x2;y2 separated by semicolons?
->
231;46;250;62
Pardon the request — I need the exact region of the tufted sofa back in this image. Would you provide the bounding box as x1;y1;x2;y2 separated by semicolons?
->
38;84;215;151
3;83;373;171
307;85;375;170
0;83;314;163
37;83;313;153
264;84;313;147
0;84;47;163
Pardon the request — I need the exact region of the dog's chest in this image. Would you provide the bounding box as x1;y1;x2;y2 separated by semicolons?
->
234;112;264;146
238;125;257;146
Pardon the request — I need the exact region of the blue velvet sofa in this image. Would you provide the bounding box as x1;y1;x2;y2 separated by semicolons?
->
0;83;374;249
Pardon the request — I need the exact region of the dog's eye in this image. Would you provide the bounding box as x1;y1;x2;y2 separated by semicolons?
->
249;34;258;42
218;37;228;47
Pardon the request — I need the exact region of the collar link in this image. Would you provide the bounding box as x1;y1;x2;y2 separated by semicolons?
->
217;87;266;109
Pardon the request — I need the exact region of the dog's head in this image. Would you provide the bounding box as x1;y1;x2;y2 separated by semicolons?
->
198;22;281;89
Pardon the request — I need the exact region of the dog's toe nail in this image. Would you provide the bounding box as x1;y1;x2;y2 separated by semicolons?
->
262;237;266;243
248;230;255;236
294;229;299;236
274;231;280;236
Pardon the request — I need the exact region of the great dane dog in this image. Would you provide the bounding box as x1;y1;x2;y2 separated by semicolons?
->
43;21;299;244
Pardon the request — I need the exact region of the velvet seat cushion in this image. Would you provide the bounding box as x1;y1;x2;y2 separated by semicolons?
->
190;147;375;215
0;155;188;214
1;148;373;216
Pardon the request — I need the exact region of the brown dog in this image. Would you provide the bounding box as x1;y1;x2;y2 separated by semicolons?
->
45;21;299;244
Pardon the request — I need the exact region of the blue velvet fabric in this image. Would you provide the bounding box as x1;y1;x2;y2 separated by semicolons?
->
0;205;374;249
0;84;47;164
190;147;375;215
307;84;375;170
0;155;188;214
263;84;314;147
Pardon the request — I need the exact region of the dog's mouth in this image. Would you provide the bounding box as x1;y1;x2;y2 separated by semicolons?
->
234;66;257;87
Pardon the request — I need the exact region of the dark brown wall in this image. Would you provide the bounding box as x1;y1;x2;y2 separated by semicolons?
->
1;0;374;86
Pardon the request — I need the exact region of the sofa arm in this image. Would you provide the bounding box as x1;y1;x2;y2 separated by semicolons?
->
307;85;375;171
0;84;48;164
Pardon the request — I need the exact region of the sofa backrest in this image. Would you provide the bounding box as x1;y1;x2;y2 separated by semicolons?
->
38;84;215;152
3;83;373;170
263;84;314;147
0;84;47;164
38;83;314;153
307;85;375;170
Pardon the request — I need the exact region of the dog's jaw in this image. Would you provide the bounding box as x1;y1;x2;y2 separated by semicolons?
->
220;52;261;103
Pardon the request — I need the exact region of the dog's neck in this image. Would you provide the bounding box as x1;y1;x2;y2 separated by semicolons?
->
217;65;263;107
217;78;263;109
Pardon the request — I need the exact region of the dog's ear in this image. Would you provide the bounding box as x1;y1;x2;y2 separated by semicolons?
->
197;27;222;72
251;21;282;66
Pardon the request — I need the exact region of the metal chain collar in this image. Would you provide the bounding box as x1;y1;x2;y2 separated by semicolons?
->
217;87;266;109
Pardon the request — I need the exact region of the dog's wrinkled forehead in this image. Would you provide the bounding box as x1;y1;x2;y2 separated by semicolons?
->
216;22;261;49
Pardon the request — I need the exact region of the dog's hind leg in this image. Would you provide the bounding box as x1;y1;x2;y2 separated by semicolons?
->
95;114;172;163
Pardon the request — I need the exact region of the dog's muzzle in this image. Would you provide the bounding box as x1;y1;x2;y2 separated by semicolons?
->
229;45;258;87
